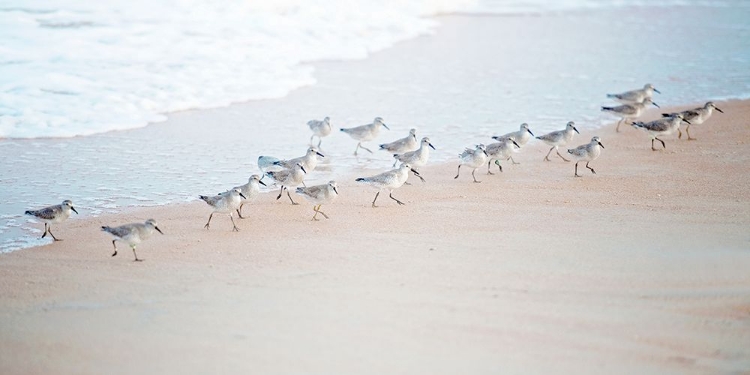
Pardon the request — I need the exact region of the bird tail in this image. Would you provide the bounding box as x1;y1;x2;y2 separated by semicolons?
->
631;122;644;128
606;93;617;98
355;177;367;182
379;144;387;150
535;136;543;140
601;106;614;111
295;187;304;194
199;195;210;203
567;149;574;154
101;226;111;232
339;128;348;133
24;210;33;216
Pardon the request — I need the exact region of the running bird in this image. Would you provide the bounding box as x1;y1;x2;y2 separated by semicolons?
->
493;123;534;164
379;128;418;154
606;83;660;104
568;136;604;177
265;162;307;205
273;147;325;172
455;144;488;183
536;121;580;162
101;219;163;262
663;101;724;140
340;117;390;155
392;136;435;181
356;163;420;207
308;116;331;147
296;181;339;220
232;175;266;219
25;200;78;241
200;188;246;231
601;98;660;132
631;113;690;151
485;137;520;175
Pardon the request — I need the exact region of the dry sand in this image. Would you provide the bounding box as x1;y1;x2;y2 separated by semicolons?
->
1;100;750;374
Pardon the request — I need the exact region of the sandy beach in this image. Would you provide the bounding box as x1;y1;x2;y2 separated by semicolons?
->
1;97;749;374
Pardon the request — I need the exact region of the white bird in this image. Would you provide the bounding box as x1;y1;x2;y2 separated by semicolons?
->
101;219;163;261
308;116;331;147
273;147;325;172
485;137;520;175
568;136;605;177
664;101;724;140
296;181;339;220
535;121;580;162
24;200;78;241
493;123;534;164
232;175;266;219
379;128;418;154
392;136;435;169
455;144;488;183
356;163;420;207
606;83;660;104
601;98;660;132
340;117;390;155
631;113;689;151
199;188;246;231
265;162;307;205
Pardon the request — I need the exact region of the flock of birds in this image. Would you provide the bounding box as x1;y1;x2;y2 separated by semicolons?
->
23;83;724;261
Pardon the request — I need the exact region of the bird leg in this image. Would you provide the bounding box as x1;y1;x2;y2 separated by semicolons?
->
286;189;299;205
544;147;554;161
313;205;329;220
616;118;623;132
236;204;245;219
371;192;380;208
131;245;143;262
359;144;373;154
309;135;315;146
41;223;48;239
317;139;322;148
454;165;461;179
412;170;425;183
389;192;405;205
653;137;666;150
556;148;571;162
678;128;683;139
586;161;596;174
47;227;60;241
486;160;494;175
495;159;503;173
574;162;581;177
686;126;696;141
230;214;239;232
276;186;284;200
311;205;320;221
472;169;481;183
204;213;213;230
508;156;520;165
111;240;118;257
651;138;657;151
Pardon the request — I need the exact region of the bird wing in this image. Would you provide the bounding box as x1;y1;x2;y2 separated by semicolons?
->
26;205;61;220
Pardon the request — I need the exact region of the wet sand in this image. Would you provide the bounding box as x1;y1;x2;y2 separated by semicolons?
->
1;99;749;374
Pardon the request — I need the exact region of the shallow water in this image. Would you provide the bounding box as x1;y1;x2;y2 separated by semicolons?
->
2;3;750;252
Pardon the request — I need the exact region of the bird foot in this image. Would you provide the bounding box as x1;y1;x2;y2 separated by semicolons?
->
232;226;240;232
473;180;482;183
688;137;697;141
111;251;118;257
134;258;144;262
487;171;494;175
204;224;210;230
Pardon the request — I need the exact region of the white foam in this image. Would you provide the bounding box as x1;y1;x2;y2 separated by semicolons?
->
0;0;477;138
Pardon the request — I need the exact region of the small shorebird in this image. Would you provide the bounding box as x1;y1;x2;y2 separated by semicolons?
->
536;121;580;162
664;101;724;140
200;188;246;231
296;181;339;220
380;128;418;154
265;162;307;205
485;137;520;174
601;97;660;132
631;113;690;151
24;200;78;241
392;136;435;171
493;123;534;164
356;163;420;207
307;116;331;147
233;175;266;219
568;136;604;177
101;219;163;261
273;147;325;172
340;117;390;155
606;83;660;104
455;144;488;183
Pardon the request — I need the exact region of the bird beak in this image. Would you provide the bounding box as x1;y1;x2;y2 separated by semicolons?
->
333;186;339;195
429;143;436;150
512;140;520;148
71;207;79;214
258;179;267;186
527;129;535;136
155;227;164;235
410;168;420;176
682;119;691;124
653;88;661;94
239;193;247;199
483;150;488;156
716;107;724;113
300;165;307;174
316;151;325;157
573;127;580;134
382;123;390;130
598;142;605;149
651;102;660;108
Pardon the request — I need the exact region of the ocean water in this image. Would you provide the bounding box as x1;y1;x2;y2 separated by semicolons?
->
1;0;750;252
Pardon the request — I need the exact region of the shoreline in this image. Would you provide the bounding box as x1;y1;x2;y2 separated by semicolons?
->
2;99;749;373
